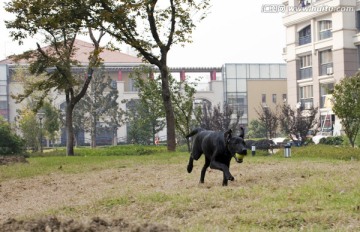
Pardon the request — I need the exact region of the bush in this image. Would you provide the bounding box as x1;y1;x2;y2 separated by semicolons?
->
318;136;344;146
0;117;25;155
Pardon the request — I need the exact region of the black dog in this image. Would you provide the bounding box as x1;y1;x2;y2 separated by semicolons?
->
186;128;247;186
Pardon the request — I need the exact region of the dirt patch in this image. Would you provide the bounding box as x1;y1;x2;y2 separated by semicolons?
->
0;156;28;165
0;217;179;232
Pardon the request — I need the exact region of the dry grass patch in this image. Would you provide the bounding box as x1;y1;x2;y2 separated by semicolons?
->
0;153;359;231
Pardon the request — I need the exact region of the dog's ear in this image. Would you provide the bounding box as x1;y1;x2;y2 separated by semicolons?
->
239;127;245;139
224;129;232;143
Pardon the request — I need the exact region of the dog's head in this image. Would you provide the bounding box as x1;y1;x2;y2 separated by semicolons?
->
224;127;247;163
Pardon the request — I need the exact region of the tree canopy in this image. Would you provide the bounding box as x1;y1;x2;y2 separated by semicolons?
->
332;73;360;147
5;0;105;155
87;0;210;151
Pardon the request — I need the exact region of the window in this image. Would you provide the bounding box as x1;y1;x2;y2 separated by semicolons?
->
299;85;313;109
262;94;266;103
319;50;333;76
319;20;332;40
272;94;277;104
282;94;287;102
356;11;360;31
299;85;313;99
299;54;312;79
299;25;311;45
320;83;334;108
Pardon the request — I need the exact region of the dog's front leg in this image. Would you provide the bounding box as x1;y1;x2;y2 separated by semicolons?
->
209;160;234;182
200;158;210;183
222;173;228;186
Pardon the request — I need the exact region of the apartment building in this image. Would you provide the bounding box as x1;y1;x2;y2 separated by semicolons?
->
282;0;360;135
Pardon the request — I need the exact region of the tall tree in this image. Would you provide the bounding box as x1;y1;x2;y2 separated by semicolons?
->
332;73;360;147
89;0;210;151
255;105;279;139
279;104;318;143
5;0;105;155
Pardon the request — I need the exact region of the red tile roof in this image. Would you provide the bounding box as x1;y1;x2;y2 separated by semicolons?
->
0;39;143;65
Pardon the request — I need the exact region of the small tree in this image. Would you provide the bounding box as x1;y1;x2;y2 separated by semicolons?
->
42;102;60;146
73;68;119;148
0;116;25;155
279;104;318;143
195;102;243;136
18;109;41;151
332;73;360;147
256;105;279;139
247;120;267;138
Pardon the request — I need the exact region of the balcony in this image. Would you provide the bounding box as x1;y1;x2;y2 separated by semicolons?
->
299;35;311;45
319;30;332;40
319;63;333;76
298;67;313;80
300;98;314;110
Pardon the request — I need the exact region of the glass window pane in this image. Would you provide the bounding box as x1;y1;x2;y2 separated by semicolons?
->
260;64;270;79
280;65;286;78
226;64;236;78
270;64;280;78
0;86;6;94
236;79;246;92
236;64;247;78
249;64;259;79
227;79;237;92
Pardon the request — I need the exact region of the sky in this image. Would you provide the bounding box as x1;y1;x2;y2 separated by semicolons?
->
0;0;286;67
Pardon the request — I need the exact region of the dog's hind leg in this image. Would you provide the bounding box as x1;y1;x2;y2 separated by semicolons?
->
187;156;194;173
200;158;210;183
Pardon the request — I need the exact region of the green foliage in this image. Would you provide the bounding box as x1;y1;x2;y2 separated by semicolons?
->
128;66;166;144
255;105;279;138
332;72;360;147
18;109;41;151
0;117;25;155
318;136;344;146
42;101;60;143
5;0;105;156
247;119;267;138
73;67;121;147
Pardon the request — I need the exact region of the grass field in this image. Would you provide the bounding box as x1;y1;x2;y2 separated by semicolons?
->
0;145;360;231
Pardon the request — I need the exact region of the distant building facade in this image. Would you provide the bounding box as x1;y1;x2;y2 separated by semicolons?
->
282;0;360;135
222;63;287;131
0;40;287;144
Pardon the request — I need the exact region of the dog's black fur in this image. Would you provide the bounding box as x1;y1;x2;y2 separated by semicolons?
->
186;127;247;186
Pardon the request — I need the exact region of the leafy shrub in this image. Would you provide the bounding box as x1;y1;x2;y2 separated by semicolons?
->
0;117;25;155
319;136;344;145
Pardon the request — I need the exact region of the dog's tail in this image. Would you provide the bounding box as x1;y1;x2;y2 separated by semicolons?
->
186;128;205;138
187;156;194;173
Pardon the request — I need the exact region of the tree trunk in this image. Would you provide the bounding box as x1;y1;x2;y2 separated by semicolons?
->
160;66;176;151
91;113;97;148
66;102;75;156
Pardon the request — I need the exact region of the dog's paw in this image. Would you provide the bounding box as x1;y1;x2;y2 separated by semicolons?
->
228;175;234;181
187;165;193;173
